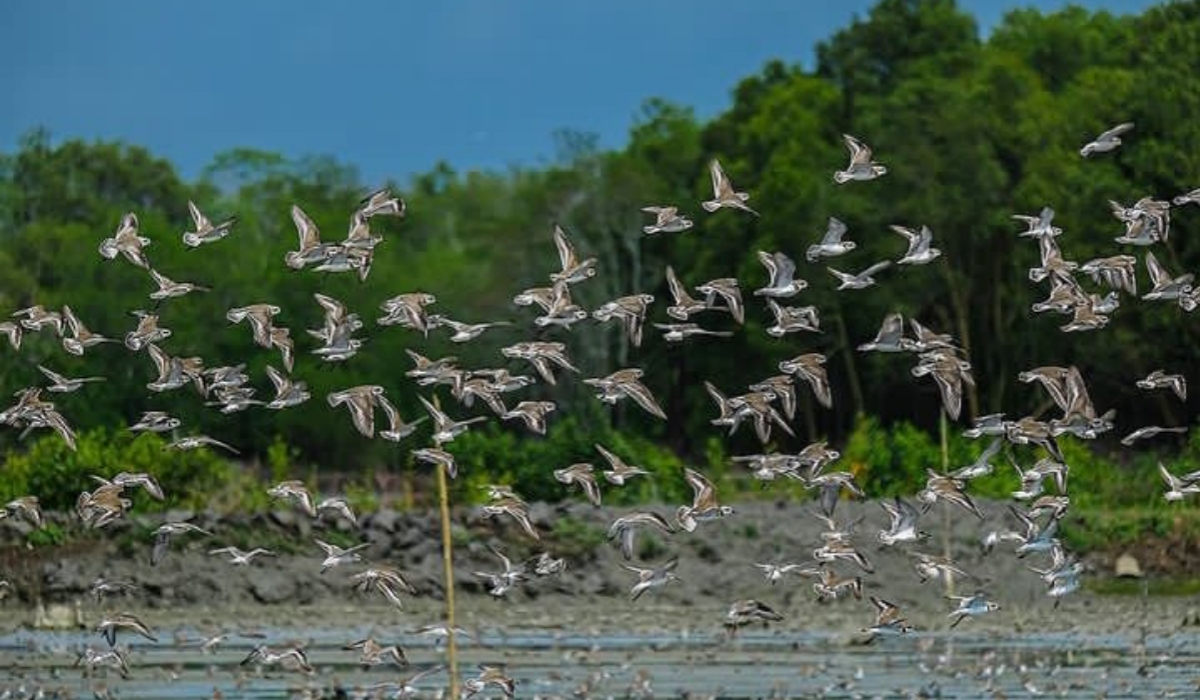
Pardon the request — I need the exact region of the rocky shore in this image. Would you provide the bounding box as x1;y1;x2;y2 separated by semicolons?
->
0;498;1191;636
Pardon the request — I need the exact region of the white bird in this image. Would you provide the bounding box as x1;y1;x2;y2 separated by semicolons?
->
806;217;856;261
641;205;694;235
1080;122;1134;157
834;134;887;183
701;159;758;216
829;261;891;290
890;224;941;265
182;200;237;247
754;250;807;297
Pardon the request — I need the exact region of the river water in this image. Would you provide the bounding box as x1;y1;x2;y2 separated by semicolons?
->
2;619;1198;699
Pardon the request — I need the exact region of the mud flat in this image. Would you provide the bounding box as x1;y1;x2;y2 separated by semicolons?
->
0;498;1166;612
2;499;1200;698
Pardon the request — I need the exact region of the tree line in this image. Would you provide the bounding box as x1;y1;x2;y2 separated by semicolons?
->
1;0;1197;491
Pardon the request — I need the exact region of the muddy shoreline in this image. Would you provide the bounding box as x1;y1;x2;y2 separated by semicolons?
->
1;498;1195;637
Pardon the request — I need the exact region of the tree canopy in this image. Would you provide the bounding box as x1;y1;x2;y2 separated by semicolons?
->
2;1;1198;497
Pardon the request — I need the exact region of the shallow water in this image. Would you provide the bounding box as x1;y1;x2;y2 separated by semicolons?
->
2;620;1199;699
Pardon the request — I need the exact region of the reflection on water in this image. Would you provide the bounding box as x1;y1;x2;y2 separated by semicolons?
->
1;623;1198;698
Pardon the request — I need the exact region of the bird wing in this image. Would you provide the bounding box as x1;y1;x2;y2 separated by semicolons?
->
1099;122;1134;140
552;224;577;271
291;204;321;248
821;217;848;245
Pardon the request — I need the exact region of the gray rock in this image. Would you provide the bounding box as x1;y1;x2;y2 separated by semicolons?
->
367;508;401;533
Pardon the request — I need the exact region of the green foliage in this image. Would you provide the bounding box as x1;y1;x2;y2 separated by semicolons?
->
0;428;238;512
1064;505;1200;553
548;516;608;559
26;521;64;547
1;0;1199;527
843;414;947;497
449;416;689;505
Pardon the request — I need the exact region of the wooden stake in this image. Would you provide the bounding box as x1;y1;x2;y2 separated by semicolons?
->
437;458;460;699
433;393;459;698
940;410;955;599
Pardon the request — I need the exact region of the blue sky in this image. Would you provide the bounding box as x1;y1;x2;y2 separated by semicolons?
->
2;0;1160;186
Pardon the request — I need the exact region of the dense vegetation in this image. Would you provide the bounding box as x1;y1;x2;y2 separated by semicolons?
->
1;0;1199;521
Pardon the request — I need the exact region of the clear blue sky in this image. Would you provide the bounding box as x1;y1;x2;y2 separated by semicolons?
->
1;0;1160;186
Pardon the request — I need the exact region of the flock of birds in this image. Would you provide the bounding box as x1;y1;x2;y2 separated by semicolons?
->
1;120;1199;699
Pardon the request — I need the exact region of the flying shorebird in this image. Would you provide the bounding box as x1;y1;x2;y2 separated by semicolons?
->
583;368;668;420
463;664;517;700
595;443;651;485
358;186;406;218
367;665;447;700
779;353;832;408
419;395;487;445
76;647;131;678
554;463;601;506
754;562;819;585
1;496;42;528
241;644;313;674
181;200;237;247
210;546;277;566
413;447;459;479
654;322;732;342
37;365;105;393
754;250;807;298
344;637;408;668
724;599;784;635
641;205;694;235
1012;206;1062;238
264;365;310;409
1080;122;1134;157
316;496;358;525
806;217;856;261
1136;369;1187;401
677;467;734;532
501;401;556;435
877;496;929;546
607;511;675;560
829;261;891;290
549;224;597;285
834;134;887;183
695;278;745;324
95;612;157;647
890;224;941;265
327;385;386;438
859;314;902;353
167;434;238;454
862;596;912;639
267;479;317;517
316;538;370;573
149;269;210;300
664;266;709;321
473;545;528;598
1121;425;1188;446
151;521;211;566
946;592;1000;628
702;159;758;216
426;315;511;343
481;497;540;540
352;566;417;608
1159;462;1200;502
60;305;117;356
623;557;680;601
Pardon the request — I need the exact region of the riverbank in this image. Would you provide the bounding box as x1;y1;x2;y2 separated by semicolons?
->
1;498;1196;634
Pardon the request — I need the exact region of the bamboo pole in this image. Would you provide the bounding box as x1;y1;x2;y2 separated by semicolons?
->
437;459;460;699
433;393;459;698
940;410;955;599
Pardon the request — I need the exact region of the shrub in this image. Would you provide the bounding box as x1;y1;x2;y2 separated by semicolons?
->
0;427;239;513
447;416;689;505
